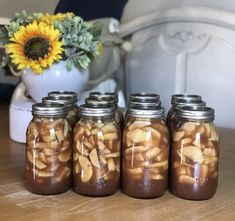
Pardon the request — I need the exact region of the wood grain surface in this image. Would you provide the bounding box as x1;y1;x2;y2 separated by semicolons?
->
0;103;235;221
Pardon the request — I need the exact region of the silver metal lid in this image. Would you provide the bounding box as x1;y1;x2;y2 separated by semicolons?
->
48;91;78;103
129;98;161;108
130;93;160;101
80;104;116;117
89;92;118;103
171;94;202;104
176;106;215;120
173;99;206;109
42;96;74;109
32;103;68;117
85;97;117;107
129;105;165;119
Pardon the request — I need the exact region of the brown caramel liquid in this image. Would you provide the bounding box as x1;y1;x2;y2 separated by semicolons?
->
73;170;120;196
26;163;71;195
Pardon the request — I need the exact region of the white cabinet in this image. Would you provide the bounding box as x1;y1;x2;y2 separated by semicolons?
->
121;6;235;128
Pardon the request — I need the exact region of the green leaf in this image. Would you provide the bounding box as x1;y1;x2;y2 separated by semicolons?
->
0;54;9;68
0;27;9;45
66;59;74;71
77;55;91;69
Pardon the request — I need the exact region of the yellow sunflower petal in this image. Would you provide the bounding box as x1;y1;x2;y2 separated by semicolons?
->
38;12;74;25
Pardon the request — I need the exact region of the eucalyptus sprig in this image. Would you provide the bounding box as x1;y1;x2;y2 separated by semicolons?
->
0;10;42;46
54;15;101;70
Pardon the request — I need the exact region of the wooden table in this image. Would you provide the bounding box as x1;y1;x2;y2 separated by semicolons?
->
0;102;235;221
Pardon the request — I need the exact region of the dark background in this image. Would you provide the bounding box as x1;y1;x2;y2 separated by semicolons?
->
55;0;127;21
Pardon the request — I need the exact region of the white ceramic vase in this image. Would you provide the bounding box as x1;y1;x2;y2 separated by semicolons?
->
21;61;89;102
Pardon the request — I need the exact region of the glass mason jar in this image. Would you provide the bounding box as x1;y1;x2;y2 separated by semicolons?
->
26;103;72;195
73;105;121;196
166;94;202;127
122;106;169;198
170;106;219;200
43;95;79;129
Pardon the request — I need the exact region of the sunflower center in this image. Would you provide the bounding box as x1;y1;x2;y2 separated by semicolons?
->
24;37;50;60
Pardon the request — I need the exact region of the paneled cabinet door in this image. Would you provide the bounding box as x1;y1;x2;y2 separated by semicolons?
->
125;22;235;128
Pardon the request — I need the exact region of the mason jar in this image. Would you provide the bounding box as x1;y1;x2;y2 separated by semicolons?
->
166;94;202;127
170;106;219;200
73;105;121;196
26;103;72;195
122;106;169;198
43;95;79;128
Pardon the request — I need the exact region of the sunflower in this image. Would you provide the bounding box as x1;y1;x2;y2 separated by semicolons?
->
7;21;63;74
38;13;74;25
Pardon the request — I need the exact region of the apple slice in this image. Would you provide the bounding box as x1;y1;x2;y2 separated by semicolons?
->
79;156;93;182
89;148;100;168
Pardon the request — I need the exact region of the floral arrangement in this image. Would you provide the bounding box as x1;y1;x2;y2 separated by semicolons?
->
0;11;102;74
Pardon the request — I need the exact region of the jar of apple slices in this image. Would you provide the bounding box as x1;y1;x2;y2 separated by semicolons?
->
73;104;121;196
26;103;72;195
122;106;169;198
170;106;219;200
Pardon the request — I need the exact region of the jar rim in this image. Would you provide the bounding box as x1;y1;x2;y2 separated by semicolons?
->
89;92;118;102
129;98;161;108
176;106;215;120
171;94;202;104
128;106;165;119
32;103;68;117
48;91;78;103
173;99;206;108
80;104;116;117
130;93;160;101
85;97;117;107
42;96;74;109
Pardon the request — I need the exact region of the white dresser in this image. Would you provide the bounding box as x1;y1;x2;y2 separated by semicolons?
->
120;0;235;128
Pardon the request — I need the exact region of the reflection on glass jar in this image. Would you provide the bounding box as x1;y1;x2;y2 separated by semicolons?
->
73;105;121;196
67;104;79;128
122;106;169;198
26;103;72;195
170;106;219;200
